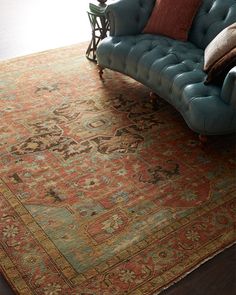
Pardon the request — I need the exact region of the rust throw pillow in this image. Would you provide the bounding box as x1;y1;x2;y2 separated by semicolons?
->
143;0;202;41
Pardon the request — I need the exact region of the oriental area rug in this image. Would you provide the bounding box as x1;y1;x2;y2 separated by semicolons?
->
0;43;235;295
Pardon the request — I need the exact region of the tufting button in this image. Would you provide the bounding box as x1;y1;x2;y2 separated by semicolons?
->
135;15;140;23
205;7;211;14
112;39;120;45
202;28;208;36
139;0;144;8
223;13;229;21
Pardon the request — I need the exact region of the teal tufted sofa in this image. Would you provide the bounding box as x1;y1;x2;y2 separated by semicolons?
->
96;0;236;136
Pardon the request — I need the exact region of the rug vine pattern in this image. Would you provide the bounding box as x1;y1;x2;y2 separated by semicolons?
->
0;44;235;295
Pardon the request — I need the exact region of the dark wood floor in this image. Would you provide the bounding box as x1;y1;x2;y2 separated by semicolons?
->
0;1;236;294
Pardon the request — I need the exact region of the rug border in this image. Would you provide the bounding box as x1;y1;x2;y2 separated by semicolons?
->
1;242;235;295
0;249;33;295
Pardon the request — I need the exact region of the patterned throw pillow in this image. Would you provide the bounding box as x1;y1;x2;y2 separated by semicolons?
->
204;48;236;85
204;23;236;71
204;23;236;85
143;0;202;41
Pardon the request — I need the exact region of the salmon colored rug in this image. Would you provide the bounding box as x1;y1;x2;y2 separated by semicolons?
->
0;43;235;295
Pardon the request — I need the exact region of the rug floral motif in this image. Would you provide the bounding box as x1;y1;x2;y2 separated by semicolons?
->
0;43;235;295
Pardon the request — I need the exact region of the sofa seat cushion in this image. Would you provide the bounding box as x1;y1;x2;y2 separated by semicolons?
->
98;34;213;109
97;34;236;134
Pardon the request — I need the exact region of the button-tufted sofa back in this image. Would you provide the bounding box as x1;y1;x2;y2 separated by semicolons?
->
107;0;236;48
107;0;156;36
189;0;236;49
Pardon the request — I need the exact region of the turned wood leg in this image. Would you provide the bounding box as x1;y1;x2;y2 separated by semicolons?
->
149;92;159;110
97;64;105;81
199;134;208;147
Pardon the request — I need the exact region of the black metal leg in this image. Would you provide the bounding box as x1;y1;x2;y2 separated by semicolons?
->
86;11;109;62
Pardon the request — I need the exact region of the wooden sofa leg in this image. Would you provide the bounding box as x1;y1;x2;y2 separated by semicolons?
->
199;134;208;147
149;92;159;110
97;64;105;81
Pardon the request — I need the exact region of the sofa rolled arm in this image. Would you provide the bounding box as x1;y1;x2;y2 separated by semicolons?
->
221;67;236;108
106;0;154;36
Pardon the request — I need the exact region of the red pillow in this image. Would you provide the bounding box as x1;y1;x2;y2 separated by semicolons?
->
143;0;202;41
